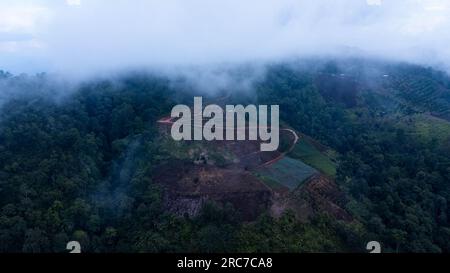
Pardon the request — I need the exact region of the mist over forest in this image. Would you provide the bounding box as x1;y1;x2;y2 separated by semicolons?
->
1;0;450;76
1;1;450;254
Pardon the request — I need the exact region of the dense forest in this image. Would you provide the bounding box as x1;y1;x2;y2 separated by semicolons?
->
257;61;450;252
0;60;449;252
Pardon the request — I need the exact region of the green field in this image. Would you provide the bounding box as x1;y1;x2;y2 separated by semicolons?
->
395;114;450;144
289;138;337;177
256;157;317;190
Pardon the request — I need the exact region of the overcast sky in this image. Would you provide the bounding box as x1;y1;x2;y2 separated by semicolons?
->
1;0;450;75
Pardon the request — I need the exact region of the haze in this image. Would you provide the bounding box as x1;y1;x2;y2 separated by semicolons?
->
1;0;450;76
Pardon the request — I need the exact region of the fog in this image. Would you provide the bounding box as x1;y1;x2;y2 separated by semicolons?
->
1;0;450;77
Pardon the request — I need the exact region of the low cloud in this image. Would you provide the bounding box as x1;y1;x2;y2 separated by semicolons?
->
1;0;450;76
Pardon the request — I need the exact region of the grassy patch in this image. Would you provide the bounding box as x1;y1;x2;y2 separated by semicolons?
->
158;137;234;165
289;138;337;177
396;114;450;144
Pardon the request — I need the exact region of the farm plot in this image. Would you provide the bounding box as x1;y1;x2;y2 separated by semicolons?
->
256;156;317;190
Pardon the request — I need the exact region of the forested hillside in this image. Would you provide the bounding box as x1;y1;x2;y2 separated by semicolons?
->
0;60;449;252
